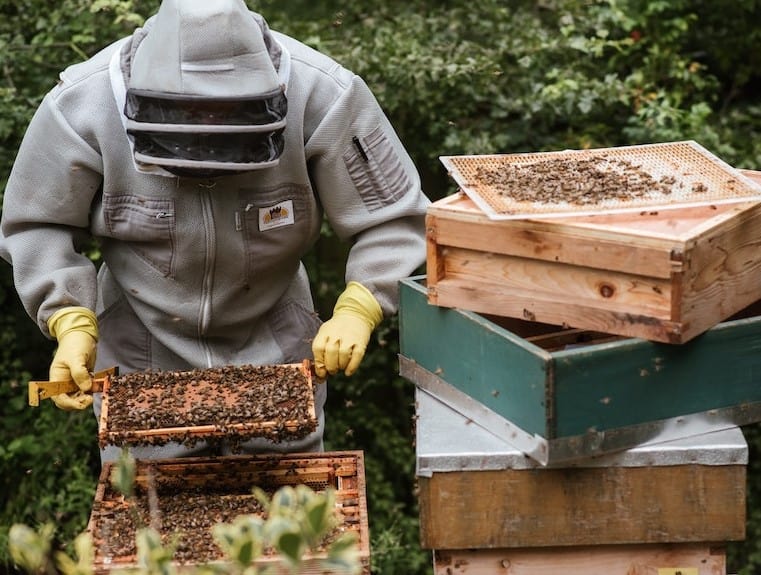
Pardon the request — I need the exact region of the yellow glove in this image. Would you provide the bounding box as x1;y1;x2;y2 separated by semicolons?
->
47;307;98;411
312;282;383;378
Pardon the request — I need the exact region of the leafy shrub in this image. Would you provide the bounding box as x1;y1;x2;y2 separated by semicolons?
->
5;1;761;574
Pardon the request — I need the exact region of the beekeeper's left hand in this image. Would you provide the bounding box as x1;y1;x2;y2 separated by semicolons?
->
312;282;383;378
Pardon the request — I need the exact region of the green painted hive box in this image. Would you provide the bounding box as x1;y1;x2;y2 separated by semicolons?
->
399;275;761;465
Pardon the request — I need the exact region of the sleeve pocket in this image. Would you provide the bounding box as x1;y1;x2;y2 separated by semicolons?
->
343;126;413;212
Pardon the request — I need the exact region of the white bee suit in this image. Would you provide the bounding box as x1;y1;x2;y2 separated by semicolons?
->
0;0;429;460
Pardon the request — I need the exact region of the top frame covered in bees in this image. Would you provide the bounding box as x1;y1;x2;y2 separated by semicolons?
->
98;360;317;449
427;161;761;343
440;140;761;219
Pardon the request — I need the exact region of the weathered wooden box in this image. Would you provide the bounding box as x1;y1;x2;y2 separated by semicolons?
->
415;388;747;551
399;275;761;464
426;167;761;343
88;451;369;574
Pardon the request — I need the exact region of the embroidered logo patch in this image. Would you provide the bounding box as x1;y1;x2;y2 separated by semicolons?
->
259;200;295;231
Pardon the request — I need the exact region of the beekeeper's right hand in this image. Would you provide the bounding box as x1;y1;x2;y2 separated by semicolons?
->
47;307;98;411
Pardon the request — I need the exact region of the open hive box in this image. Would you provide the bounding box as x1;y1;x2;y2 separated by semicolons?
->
98;360;317;449
88;451;370;574
399;275;761;465
433;142;761;343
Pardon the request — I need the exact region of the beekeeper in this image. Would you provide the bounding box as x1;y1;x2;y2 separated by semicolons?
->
0;0;429;458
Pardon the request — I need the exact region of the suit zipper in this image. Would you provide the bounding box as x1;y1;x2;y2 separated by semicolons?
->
199;189;216;368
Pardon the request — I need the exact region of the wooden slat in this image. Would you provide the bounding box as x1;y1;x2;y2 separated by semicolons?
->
426;214;446;285
432;277;681;343
428;194;689;277
440;245;673;313
419;465;745;549
433;544;726;575
678;197;761;334
430;212;677;279
433;189;756;239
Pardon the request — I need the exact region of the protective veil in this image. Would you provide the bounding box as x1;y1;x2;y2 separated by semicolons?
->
123;0;287;177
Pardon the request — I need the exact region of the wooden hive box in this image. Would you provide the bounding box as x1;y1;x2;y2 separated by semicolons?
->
88;451;370;574
427;167;761;344
415;388;747;551
399;275;761;465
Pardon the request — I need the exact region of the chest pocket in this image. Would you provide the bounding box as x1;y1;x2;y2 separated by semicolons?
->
237;185;316;283
102;194;176;276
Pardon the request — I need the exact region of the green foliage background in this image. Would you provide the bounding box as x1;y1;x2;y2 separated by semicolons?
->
2;1;761;574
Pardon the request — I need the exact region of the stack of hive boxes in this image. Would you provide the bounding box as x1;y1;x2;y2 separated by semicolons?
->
399;142;761;574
